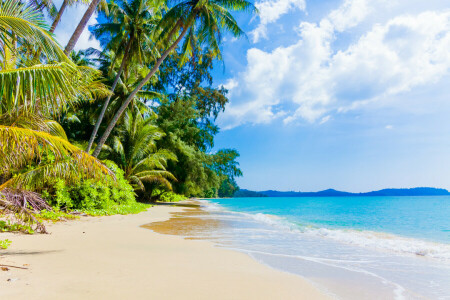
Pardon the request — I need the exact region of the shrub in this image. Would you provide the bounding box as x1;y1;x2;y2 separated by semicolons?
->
159;191;187;202
43;161;137;213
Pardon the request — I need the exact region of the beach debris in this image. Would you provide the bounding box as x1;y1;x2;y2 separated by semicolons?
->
0;264;28;270
7;278;18;282
1;266;9;271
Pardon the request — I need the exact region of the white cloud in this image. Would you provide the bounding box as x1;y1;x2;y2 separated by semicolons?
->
320;115;331;124
221;79;239;91
385;125;393;129
332;11;450;110
328;0;372;31
251;0;306;42
219;0;450;129
52;1;101;51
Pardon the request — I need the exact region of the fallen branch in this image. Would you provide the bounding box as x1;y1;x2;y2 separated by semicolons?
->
0;264;28;270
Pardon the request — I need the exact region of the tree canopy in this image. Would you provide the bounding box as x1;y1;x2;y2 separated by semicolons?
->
0;0;255;231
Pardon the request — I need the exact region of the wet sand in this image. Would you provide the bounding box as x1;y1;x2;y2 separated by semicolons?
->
0;203;329;299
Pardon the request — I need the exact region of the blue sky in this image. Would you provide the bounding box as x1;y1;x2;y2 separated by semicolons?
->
55;0;450;192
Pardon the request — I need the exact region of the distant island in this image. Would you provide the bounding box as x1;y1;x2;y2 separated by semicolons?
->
233;187;450;197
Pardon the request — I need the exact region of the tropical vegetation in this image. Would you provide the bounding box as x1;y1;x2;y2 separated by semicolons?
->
0;0;255;232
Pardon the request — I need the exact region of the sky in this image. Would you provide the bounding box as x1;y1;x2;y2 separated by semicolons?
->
55;0;450;192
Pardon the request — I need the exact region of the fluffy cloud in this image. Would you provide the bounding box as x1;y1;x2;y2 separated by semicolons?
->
219;0;450;129
251;0;306;42
328;0;372;31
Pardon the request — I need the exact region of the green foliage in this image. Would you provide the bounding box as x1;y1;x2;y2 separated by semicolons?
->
0;220;35;234
101;111;177;195
43;161;135;212
150;49;244;198
1;0;252;222
81;201;150;216
218;177;239;198
46;180;73;209
37;209;79;222
158;191;186;202
0;239;11;249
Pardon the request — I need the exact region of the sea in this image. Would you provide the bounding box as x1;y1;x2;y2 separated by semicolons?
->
193;196;450;299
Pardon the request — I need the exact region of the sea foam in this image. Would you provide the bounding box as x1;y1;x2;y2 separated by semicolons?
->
199;200;450;261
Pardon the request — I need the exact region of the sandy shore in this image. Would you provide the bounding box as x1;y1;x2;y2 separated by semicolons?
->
0;205;329;300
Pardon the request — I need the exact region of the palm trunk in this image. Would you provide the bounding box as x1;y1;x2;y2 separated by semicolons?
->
50;0;68;33
86;37;134;153
34;0;68;61
92;25;190;158
64;0;102;55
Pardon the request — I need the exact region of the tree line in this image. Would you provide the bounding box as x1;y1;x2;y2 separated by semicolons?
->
0;0;256;231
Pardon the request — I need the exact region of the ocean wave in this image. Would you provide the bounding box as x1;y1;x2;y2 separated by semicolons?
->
301;226;450;261
200;201;450;261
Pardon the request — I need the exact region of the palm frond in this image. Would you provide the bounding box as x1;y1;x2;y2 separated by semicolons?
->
0;0;69;62
0;64;110;115
0;63;76;114
0;125;113;180
0;154;112;191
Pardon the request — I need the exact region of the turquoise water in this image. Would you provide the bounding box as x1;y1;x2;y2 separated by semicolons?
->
196;196;450;299
208;196;450;243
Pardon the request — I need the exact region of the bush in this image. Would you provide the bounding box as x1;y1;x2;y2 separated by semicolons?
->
159;191;187;202
43;161;139;214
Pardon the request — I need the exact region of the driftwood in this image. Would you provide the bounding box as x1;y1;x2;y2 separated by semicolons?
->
0;189;49;233
0;264;28;270
0;189;51;212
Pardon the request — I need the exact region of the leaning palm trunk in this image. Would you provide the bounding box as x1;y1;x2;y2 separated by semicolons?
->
92;24;190;157
86;37;133;153
49;0;67;33
64;0;102;54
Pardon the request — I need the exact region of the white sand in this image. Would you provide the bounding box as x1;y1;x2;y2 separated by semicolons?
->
0;205;329;299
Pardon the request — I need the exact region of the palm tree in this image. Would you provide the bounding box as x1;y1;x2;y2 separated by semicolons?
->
49;0;91;33
85;0;163;153
91;0;257;157
63;0;108;54
30;0;58;20
97;61;162;121
70;49;96;66
102;110;176;194
0;0;113;228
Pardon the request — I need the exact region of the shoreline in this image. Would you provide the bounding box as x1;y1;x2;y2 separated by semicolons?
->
0;204;329;299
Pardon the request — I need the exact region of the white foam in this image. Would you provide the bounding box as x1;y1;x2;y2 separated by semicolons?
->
300;227;450;261
200;200;450;261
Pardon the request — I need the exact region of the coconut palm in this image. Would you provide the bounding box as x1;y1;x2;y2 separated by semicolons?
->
98;62;163;122
0;0;69;63
63;0;109;54
102;110;176;194
91;0;257;157
85;0;163;153
70;49;96;66
30;0;58;21
49;0;91;33
0;0;113;228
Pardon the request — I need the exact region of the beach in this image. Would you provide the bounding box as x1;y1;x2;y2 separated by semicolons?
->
198;197;450;299
0;204;328;300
